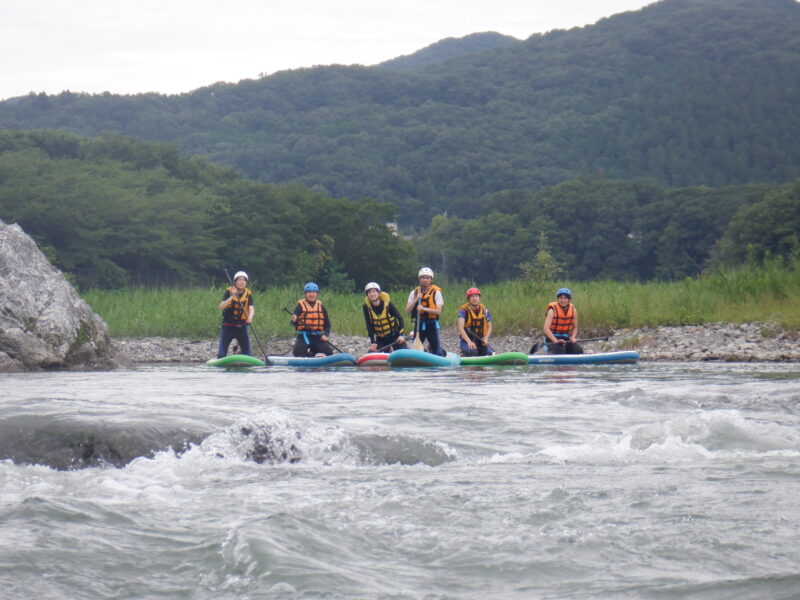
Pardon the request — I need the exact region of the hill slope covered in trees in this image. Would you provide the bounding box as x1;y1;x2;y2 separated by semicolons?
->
1;0;798;229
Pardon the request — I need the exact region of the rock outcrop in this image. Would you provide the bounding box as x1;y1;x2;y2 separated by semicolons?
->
0;220;116;371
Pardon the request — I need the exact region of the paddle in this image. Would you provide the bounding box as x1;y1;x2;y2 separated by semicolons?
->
529;336;609;354
282;306;342;354
223;269;269;365
411;292;424;351
375;338;403;353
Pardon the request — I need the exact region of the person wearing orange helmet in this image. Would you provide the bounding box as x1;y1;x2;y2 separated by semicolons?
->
457;287;494;356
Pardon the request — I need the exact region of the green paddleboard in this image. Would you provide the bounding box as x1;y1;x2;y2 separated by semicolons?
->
459;351;529;366
206;354;266;368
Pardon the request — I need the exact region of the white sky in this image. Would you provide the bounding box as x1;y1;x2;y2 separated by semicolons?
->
1;0;656;101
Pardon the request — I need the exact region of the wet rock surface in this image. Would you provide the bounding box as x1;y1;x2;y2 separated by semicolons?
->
114;322;799;363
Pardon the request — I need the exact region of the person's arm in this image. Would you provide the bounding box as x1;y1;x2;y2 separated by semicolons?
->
219;288;232;311
291;303;302;327
457;311;476;350
321;306;331;339
246;292;254;324
405;290;418;314
484;312;493;343
570;308;579;343
363;305;376;343
543;308;562;344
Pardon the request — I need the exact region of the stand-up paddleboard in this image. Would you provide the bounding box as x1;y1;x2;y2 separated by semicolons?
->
460;351;529;366
206;354;266;368
387;349;461;368
266;353;357;367
356;352;390;367
528;351;640;365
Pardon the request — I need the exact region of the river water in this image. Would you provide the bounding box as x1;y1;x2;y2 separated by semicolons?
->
1;362;799;599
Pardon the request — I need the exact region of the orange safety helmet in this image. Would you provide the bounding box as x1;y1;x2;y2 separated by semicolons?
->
465;287;481;298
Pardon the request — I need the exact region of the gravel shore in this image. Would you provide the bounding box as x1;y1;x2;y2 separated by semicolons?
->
113;322;800;364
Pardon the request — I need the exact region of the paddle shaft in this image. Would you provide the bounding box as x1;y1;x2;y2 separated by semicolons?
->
529;336;608;354
412;293;424;351
283;306;342;354
223;269;269;364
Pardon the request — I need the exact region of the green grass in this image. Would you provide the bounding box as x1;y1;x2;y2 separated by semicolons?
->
83;258;800;338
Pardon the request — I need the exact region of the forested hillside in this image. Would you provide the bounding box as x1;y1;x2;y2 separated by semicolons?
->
0;130;415;289
413;176;800;283
377;32;519;71
1;0;798;229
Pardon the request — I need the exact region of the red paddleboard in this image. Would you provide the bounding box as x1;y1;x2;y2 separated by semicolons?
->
356;352;389;366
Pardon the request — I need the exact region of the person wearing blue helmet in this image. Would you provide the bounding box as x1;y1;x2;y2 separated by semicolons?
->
291;282;333;356
542;287;583;354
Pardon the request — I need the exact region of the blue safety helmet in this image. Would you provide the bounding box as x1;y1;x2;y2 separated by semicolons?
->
556;287;572;298
304;282;319;293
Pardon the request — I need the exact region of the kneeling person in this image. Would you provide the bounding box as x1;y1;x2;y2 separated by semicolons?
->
291;282;334;357
363;282;407;352
543;287;583;355
457;287;494;357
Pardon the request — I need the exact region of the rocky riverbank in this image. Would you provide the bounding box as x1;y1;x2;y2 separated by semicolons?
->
113;322;800;363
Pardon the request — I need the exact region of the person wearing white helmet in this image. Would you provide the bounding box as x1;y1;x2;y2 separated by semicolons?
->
405;267;446;356
217;270;255;358
542;287;583;355
363;282;407;352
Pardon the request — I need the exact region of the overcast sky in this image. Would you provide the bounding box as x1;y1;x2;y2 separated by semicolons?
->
1;0;656;101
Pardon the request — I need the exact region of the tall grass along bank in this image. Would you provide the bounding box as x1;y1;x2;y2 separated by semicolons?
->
83;259;800;339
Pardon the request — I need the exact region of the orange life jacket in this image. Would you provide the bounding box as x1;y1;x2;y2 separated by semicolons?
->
296;298;325;332
459;302;488;337
546;301;575;336
224;287;252;324
414;284;443;321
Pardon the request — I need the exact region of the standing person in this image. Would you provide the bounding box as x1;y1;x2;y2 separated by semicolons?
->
217;270;254;358
291;282;334;357
543;287;583;355
457;287;494;357
363;282;407;353
405;267;446;356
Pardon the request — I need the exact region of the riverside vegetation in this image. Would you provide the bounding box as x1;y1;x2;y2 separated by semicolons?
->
83;258;800;340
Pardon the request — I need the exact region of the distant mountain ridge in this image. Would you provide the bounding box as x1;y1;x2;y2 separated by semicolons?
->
377;32;519;71
1;0;799;228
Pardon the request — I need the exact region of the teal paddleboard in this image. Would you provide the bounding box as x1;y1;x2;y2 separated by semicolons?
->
387;349;461;368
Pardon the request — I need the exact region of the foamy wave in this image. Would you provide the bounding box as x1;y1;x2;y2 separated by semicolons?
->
540;410;800;464
196;408;458;467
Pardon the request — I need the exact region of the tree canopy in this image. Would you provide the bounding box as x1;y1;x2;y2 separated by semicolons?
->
0;130;415;289
0;0;798;229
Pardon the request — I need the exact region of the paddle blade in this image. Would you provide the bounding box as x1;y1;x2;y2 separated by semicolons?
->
413;336;424;351
529;343;539;354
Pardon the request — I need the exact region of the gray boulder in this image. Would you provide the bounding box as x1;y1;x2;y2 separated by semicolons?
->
0;219;116;371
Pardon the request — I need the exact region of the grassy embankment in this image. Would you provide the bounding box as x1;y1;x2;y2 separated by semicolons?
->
83;258;800;339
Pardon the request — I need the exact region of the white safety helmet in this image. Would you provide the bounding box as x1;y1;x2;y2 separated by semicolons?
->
364;282;381;293
233;271;248;282
418;267;434;278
